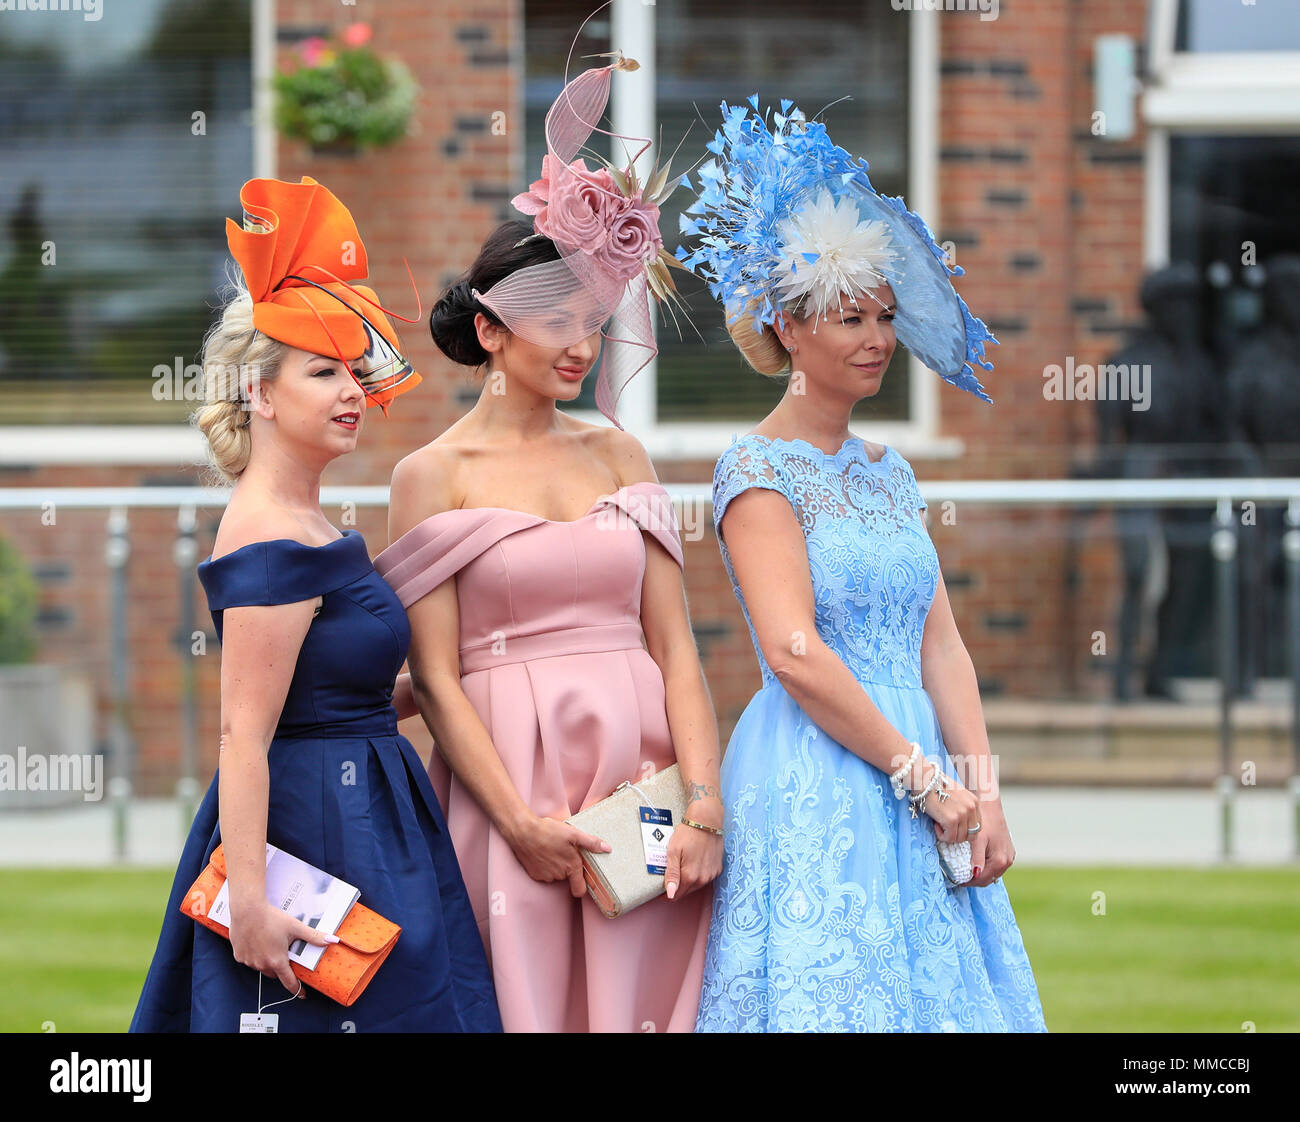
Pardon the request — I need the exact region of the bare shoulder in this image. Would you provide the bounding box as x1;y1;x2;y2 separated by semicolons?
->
390;440;460;522
587;424;658;487
211;505;333;561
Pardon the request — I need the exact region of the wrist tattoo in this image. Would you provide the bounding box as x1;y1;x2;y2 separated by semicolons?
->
687;781;720;804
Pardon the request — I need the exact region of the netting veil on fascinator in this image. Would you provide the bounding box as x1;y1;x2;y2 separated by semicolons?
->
225;176;422;413
471;15;687;428
676;97;996;403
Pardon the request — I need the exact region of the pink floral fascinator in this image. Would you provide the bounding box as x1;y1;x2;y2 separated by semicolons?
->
471;15;688;428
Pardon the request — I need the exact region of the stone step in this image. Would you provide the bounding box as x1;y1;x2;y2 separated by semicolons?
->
995;757;1295;787
981;698;1298;785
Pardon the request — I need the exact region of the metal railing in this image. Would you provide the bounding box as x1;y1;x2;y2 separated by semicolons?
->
2;477;1299;861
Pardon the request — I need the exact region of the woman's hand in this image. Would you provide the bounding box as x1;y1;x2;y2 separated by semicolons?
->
912;762;980;845
229;898;338;997
505;813;611;898
664;823;723;901
968;800;1015;887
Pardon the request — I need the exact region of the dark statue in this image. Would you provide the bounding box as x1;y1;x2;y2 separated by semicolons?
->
1226;255;1300;689
1096;264;1224;701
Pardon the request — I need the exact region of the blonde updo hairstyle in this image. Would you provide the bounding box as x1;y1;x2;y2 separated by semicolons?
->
725;296;811;378
191;266;288;485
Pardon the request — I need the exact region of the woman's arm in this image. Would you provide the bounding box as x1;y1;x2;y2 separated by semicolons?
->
919;570;998;801
217;595;339;993
388;454;610;897
612;433;723;900
719;487;979;844
391;672;417;722
919;565;1015;885
641;541;724;823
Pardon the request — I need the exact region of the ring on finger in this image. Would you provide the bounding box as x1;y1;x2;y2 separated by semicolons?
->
968;821;982;836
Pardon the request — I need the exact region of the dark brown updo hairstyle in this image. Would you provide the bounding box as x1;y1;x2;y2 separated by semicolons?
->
428;221;563;367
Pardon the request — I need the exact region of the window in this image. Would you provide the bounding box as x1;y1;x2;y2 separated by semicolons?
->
1170;134;1300;356
1175;0;1300;53
0;0;255;426
1143;0;1300;263
524;0;913;432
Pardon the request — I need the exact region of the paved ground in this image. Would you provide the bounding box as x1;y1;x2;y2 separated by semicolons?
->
0;786;1295;867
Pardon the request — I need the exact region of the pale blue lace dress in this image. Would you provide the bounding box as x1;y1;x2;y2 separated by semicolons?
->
696;434;1047;1032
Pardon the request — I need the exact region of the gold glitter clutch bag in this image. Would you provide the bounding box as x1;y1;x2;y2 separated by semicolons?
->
566;764;686;918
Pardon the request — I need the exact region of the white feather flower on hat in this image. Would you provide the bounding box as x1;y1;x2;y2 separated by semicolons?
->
773;189;901;321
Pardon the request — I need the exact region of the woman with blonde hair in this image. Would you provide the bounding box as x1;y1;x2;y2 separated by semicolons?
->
677;100;1046;1032
131;176;500;1033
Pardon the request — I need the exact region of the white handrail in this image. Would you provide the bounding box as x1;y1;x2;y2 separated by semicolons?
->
0;479;1298;511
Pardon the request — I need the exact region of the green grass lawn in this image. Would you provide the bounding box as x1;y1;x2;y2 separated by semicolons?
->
1;865;1296;1032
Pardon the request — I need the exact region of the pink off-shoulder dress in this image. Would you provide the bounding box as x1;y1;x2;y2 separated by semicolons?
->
374;482;711;1033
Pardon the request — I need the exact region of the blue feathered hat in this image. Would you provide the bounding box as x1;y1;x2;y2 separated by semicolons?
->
676;95;995;403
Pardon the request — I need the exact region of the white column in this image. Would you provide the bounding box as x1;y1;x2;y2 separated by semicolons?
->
252;0;276;179
908;7;941;440
1144;127;1170;269
610;0;657;433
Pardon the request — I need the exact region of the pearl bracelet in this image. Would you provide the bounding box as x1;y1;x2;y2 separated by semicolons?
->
907;761;946;820
888;741;922;801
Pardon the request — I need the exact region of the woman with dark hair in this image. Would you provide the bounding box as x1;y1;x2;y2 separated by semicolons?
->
373;59;723;1032
422;223;563;367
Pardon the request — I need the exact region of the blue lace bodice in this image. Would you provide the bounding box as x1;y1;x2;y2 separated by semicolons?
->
700;434;1048;1033
712;435;938;690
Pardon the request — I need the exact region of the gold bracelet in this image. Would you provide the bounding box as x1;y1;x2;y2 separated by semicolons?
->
682;816;723;836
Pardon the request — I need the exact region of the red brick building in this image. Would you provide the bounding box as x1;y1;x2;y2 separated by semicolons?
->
2;0;1296;793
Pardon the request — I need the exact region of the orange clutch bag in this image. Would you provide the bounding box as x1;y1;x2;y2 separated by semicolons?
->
182;843;401;1007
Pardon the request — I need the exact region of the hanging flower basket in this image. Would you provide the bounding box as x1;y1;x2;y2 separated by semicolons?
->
273;23;418;154
0;534;37;666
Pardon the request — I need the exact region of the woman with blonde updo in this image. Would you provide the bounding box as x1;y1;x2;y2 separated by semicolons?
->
190;280;290;485
131;176;501;1033
678;99;1045;1032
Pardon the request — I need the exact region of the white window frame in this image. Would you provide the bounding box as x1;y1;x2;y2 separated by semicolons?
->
1144;0;1300;133
1142;0;1300;268
1;1;969;466
0;0;276;468
563;0;963;462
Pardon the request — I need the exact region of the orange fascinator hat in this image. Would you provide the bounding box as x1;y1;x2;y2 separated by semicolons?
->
225;176;421;412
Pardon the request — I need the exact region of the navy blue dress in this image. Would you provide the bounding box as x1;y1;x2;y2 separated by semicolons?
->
130;530;502;1032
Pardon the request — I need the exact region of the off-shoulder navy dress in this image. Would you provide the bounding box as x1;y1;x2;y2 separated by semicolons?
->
130;530;502;1032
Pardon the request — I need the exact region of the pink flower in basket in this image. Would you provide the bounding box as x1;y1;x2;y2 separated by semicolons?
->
299;36;327;67
341;22;373;48
513;156;663;285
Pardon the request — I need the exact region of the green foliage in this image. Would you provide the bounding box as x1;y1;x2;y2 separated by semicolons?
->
144;0;252;58
0;536;38;665
273;47;417;151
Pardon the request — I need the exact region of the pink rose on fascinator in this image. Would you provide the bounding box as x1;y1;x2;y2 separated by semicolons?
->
512;156;662;284
593;195;662;283
511;154;561;216
514;156;629;256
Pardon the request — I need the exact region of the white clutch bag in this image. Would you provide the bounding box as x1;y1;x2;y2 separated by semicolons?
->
936;838;973;886
566;764;687;918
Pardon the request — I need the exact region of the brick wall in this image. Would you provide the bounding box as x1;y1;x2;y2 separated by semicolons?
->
915;0;1147;702
0;1;1150;792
